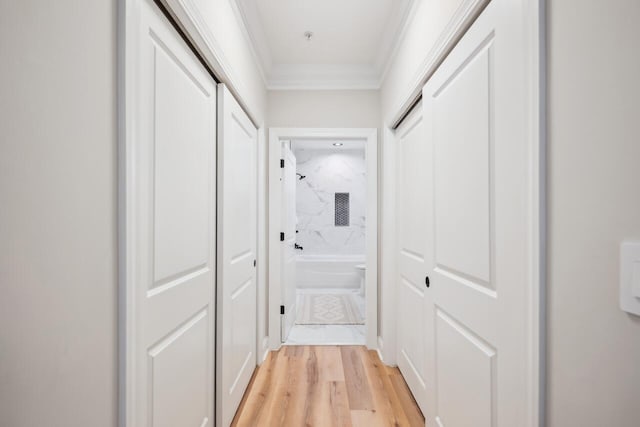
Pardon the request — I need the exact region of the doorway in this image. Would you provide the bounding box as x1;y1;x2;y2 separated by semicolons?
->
285;138;367;345
268;128;378;350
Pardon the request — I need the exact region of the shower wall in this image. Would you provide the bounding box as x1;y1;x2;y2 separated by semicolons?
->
295;148;366;255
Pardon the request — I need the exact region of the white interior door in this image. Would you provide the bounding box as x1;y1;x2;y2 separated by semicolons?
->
422;1;535;425
216;83;258;427
129;1;216;425
395;102;431;415
281;143;297;342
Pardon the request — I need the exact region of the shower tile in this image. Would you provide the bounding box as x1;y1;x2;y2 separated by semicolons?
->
294;148;366;255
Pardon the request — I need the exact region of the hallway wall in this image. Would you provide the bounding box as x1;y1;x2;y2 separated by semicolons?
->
191;0;267;124
268;88;381;346
268;90;381;129
546;0;640;425
0;1;117;426
379;0;465;124
0;1;269;426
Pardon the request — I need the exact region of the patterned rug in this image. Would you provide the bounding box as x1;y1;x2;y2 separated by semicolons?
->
296;293;364;325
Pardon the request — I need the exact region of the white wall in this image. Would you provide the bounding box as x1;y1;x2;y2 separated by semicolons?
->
294;149;367;256
0;0;270;425
268;91;379;347
380;0;464;124
0;1;117;426
547;0;640;425
268;90;381;129
191;0;267;124
268;89;381;347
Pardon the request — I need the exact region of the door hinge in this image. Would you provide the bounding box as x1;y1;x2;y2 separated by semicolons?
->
280;305;285;315
253;259;256;267
280;232;285;241
280;159;285;168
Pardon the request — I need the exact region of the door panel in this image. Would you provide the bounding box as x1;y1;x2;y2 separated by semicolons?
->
423;1;533;425
399;276;426;378
395;103;431;414
217;84;258;427
433;43;492;287
150;310;210;427
281;144;297;341
132;1;216;426
153;36;211;284
434;309;495;427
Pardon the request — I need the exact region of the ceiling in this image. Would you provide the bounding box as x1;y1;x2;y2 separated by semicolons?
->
233;0;414;89
292;138;365;151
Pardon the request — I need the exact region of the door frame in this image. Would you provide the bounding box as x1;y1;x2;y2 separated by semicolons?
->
216;83;258;427
279;142;297;343
268;128;378;350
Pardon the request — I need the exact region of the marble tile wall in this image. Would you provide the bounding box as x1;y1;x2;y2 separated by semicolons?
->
294;148;366;255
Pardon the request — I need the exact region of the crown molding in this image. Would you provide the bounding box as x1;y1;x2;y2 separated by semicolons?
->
231;0;414;90
376;0;419;85
228;0;271;85
388;0;490;127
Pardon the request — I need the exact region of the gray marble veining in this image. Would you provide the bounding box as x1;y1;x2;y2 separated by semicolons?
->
294;148;366;255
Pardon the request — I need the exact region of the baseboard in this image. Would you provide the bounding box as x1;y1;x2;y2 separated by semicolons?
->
377;335;397;367
259;336;270;364
376;336;385;363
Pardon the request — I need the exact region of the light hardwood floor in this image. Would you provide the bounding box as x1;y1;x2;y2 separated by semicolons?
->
231;345;424;427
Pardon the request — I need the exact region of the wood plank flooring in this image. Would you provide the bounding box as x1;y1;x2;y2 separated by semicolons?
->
231;346;424;427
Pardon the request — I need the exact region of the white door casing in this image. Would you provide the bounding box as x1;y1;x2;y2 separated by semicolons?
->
395;103;430;414
281;143;297;342
217;84;258;427
123;0;217;425
422;0;539;425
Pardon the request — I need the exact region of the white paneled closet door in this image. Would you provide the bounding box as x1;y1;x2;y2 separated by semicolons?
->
396;102;432;415
129;0;216;425
281;143;297;342
422;0;536;425
216;84;258;427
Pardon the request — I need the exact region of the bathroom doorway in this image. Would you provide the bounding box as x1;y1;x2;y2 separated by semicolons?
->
268;128;378;349
287;138;367;345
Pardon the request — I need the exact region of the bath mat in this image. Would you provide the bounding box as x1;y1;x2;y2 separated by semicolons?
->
296;294;364;325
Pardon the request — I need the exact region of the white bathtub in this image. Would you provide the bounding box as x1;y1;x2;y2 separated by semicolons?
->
296;254;365;289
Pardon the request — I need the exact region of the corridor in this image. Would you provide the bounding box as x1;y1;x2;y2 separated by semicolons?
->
3;0;639;426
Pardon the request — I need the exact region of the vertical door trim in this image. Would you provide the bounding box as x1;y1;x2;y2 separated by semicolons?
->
527;1;546;425
216;83;258;427
119;1;141;425
378;126;398;366
267;128;379;351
